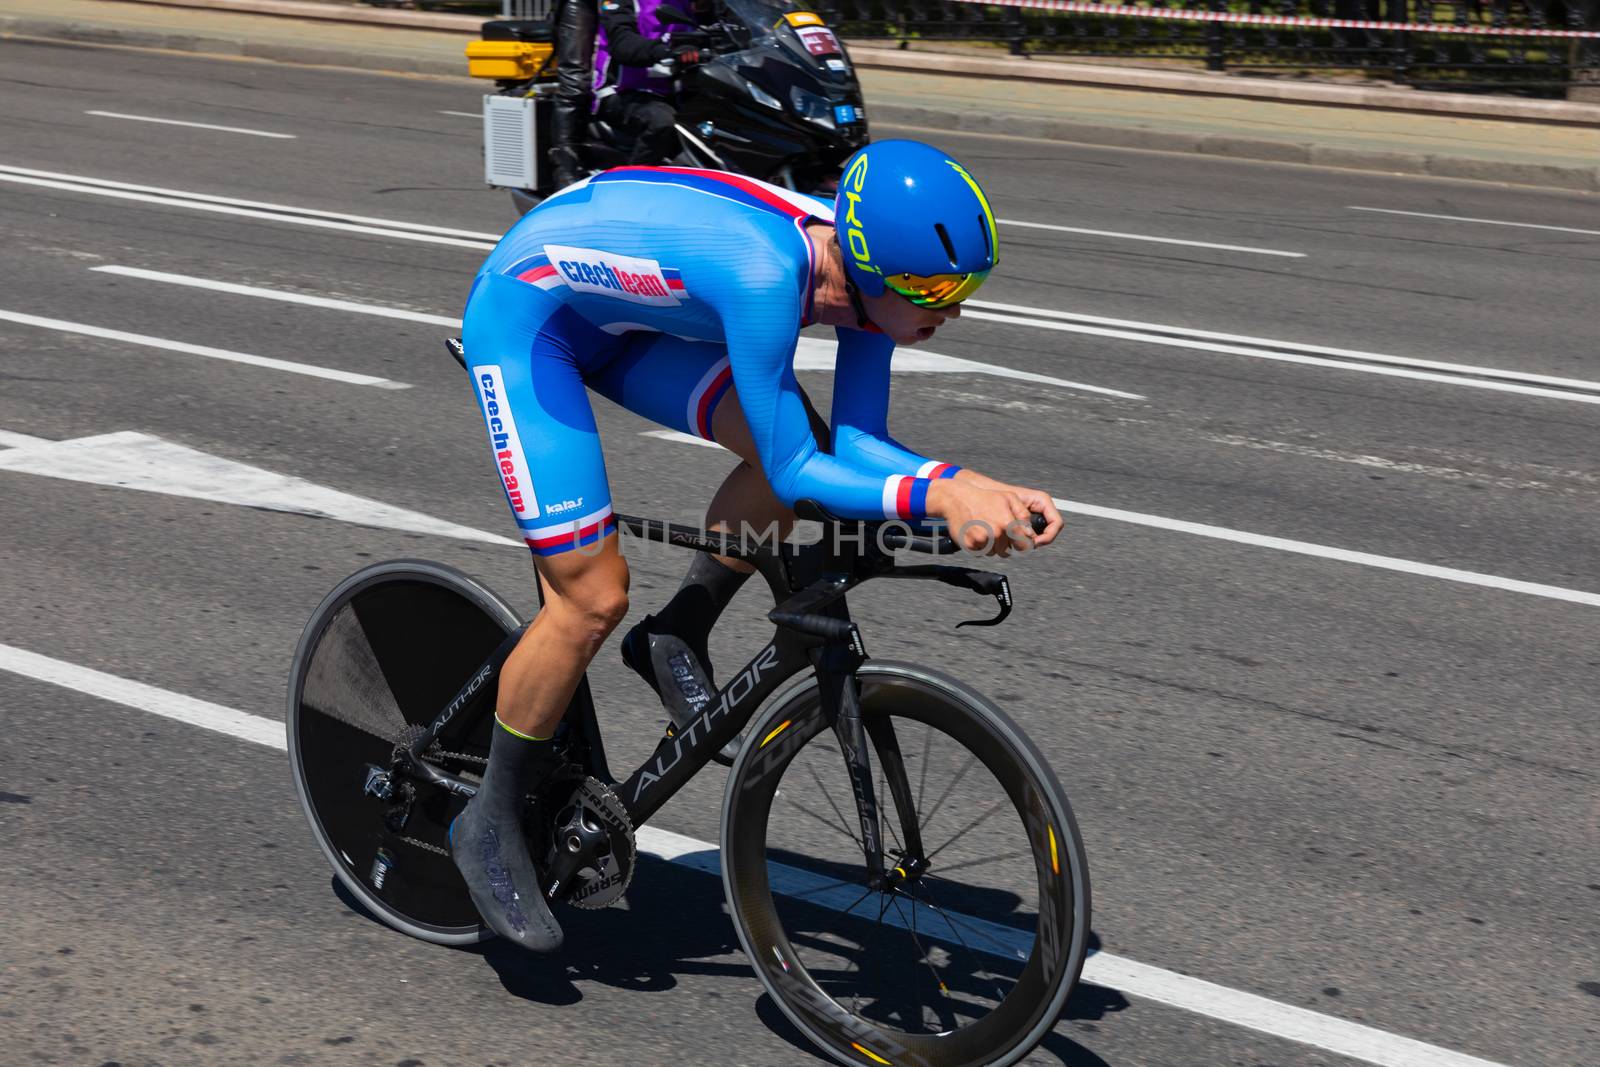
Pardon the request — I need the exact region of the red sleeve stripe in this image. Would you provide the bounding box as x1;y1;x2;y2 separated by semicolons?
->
881;476;932;520
917;461;960;479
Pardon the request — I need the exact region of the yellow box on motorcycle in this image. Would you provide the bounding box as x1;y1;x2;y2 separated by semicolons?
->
467;19;555;82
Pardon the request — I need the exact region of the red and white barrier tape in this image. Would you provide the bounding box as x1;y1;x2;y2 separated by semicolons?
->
938;0;1600;40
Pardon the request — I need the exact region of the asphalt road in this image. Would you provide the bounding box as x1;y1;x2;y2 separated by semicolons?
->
2;37;1597;1067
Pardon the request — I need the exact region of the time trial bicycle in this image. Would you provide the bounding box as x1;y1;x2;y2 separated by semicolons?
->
287;350;1090;1067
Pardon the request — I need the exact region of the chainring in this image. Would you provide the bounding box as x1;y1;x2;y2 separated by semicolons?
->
538;776;636;910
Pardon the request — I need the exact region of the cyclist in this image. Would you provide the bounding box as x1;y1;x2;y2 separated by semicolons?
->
450;140;1063;953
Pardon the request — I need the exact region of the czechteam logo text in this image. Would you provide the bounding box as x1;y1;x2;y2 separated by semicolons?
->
542;244;689;307
473;364;539;519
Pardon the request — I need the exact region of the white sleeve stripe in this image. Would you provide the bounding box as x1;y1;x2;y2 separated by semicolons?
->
881;476;905;519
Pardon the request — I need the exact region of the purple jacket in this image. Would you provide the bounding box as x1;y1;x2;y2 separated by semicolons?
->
594;0;677;99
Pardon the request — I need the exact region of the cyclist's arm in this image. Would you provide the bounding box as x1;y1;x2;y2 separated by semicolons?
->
828;328;1064;544
829;328;964;482
721;293;940;521
599;0;672;66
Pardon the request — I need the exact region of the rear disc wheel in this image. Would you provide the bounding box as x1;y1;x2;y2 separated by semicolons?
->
286;560;521;945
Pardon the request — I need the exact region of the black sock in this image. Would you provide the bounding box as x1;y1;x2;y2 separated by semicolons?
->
475;718;559;821
452;716;566;951
653;553;750;667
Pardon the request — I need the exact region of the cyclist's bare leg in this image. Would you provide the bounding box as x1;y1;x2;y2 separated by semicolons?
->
498;534;630;739
450;533;627;953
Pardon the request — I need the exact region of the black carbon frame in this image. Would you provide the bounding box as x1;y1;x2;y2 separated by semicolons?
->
395;507;1010;869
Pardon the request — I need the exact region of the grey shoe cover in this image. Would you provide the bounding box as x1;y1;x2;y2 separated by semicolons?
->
450;796;564;953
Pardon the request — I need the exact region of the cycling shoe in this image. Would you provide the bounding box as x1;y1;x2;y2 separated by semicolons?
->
621;615;740;765
450;797;564;953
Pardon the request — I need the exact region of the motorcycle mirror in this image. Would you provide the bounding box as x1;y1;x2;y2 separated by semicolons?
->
655;4;697;26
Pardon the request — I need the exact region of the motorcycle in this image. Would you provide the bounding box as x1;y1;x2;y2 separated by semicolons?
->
465;0;869;213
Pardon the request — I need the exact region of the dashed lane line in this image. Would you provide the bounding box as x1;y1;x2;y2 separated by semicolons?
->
84;110;297;139
997;218;1306;258
0;642;1511;1067
1348;206;1600;239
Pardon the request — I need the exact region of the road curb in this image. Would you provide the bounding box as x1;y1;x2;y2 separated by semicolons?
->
121;0;480;32
847;45;1600;128
0;17;465;75
4;15;1596;194
870;103;1600;193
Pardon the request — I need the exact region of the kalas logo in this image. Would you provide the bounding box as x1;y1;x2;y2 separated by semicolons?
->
543;244;688;307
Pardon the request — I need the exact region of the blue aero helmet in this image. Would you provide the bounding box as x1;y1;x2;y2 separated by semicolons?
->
833;139;999;309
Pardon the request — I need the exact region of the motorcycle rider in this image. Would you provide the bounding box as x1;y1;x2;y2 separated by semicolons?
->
593;0;709;167
549;0;687;189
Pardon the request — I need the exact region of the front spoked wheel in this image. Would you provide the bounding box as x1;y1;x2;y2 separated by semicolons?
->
722;663;1090;1067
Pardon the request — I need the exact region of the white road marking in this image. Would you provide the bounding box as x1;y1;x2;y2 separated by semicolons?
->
23;166;1586;403
998;218;1306;258
1076;954;1506;1067
1196;431;1558;493
0;644;288;749
0;309;409;388
85;110;297;139
793;336;1142;397
0;165;500;239
962;305;1600;405
439;110;481;119
1057;498;1600;608
0;647;1511;1067
0;430;48;449
90;267;1145;398
968;303;1600;395
646;431;1600;608
92;266;464;327
1348;206;1600;238
0;430;519;547
0;166;499;250
642;429;721;448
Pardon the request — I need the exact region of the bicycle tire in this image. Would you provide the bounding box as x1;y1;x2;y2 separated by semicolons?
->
287;559;522;946
721;661;1090;1067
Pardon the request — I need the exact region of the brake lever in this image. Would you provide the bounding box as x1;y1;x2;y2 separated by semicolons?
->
881;566;1014;628
956;573;1012;628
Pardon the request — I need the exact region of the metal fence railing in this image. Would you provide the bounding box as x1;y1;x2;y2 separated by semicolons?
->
816;0;1600;93
363;0;1600;94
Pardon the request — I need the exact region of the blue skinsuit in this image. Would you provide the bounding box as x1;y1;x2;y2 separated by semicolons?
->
462;166;959;556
